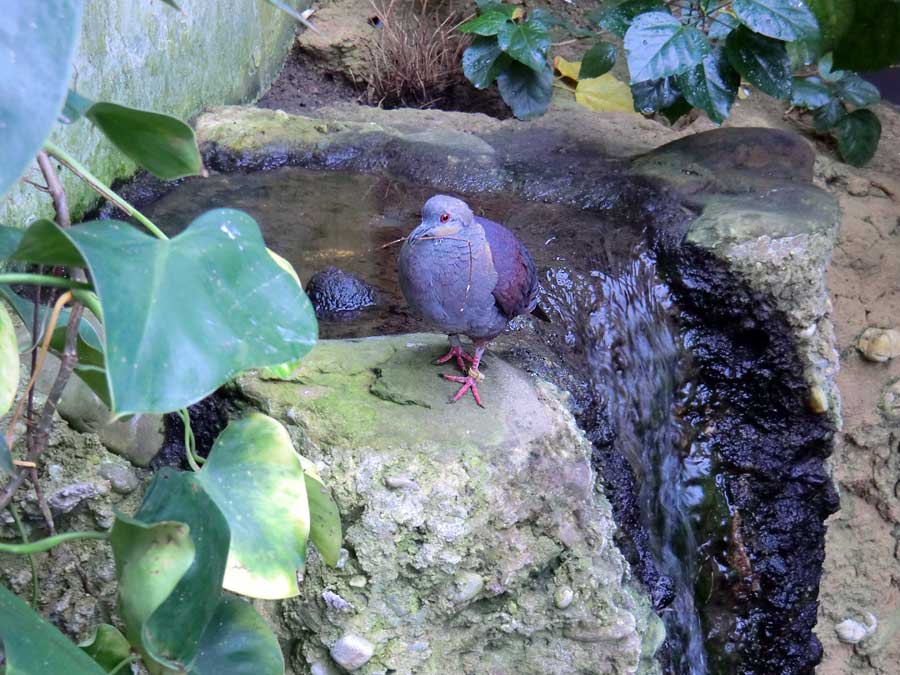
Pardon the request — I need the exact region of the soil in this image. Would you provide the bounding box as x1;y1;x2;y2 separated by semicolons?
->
258;45;361;114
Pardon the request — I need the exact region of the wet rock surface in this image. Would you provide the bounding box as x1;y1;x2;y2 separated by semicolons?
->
306;267;377;318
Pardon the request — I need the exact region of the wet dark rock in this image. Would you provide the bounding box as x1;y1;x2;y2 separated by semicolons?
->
306;267;376;317
155;390;234;470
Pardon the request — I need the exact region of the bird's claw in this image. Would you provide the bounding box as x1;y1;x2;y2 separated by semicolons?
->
435;345;475;373
443;372;484;407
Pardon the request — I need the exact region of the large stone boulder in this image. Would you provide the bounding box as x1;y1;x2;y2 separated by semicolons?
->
233;334;662;674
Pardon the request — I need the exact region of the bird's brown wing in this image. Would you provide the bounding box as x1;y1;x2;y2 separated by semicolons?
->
477;216;540;320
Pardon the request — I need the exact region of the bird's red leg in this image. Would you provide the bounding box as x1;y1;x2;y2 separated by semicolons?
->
434;335;474;372
443;343;487;407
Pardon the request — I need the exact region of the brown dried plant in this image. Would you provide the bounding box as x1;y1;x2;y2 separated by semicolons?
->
366;0;469;109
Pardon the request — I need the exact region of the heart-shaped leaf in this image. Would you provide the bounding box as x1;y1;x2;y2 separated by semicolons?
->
497;20;551;72
299;456;342;566
676;46;741;124
593;0;668;37
458;10;512;36
497;61;554;120
196;413;311;599
725;25;792;99
812;97;846;130
0;1;83;198
0;585;106;674
732;0;820;41
0;301;19;418
191;596;284;674
631;77;682;113
79;624;132;672
835;108;881;167
579;42;617;79
834;73;881;107
624;11;710;83
790;75;833;108
11;211;318;415
462;37;509;89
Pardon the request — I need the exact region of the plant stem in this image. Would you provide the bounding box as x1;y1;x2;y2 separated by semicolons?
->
9;504;39;607
109;655;141;675
0;273;91;290
72;289;103;322
35;152;71;230
179;408;203;472
42;141;169;241
0;529;108;555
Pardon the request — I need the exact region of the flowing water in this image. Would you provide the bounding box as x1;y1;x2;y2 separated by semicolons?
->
138;167;715;673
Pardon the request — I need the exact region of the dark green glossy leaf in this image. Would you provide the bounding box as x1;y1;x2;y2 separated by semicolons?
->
196;413;310;599
786;35;822;67
594;0;668;37
732;0;820;41
85;103;202;180
61;90;94;124
835;108;881;167
127;469;229;670
79;624;132;672
0;585;106;674
661;97;693;124
462;38;508;89
526;8;560;31
191;596;284;675
475;0;517;17
0;301;18;418
791;75;833;108
458;10;512;36
676;46;740;124
624;11;710;83
300;457;342;567
832;0;900;71
0;1;84;199
631;77;682;113
709;11;740;39
497;21;551;72
835;73;881;107
725;25;792;99
13;212;318;415
497;61;554;120
813;96;846;130
579;42;617;79
817;52;845;82
805;0;854;51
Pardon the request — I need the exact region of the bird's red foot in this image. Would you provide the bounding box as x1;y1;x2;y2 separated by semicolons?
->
443;368;484;407
435;346;474;372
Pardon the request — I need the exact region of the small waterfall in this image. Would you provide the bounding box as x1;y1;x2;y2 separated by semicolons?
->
545;254;707;674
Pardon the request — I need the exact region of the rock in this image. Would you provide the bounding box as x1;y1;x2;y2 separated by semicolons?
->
330;634;375;671
233;334;661;675
306;267;377;317
846;176;870;196
295;3;378;83
835;612;877;644
98;462;140;495
554;585;575;609
857;327;900;362
879;379;900;422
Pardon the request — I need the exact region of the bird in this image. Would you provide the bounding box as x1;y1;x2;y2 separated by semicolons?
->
398;194;541;407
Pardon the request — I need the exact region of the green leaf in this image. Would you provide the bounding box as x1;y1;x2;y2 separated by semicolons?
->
676;46;741;124
0;436;11;474
832;0;900;71
624;12;710;83
61;89;94;125
631;77;682;113
579;42;617;79
835;108;881;167
812;97;846;130
79;624;132;672
817;51;844;82
0;301;19;418
85;103;202;180
786;35;822;67
0;585;106;674
497;61;554;120
497;21;551;72
0;225;23;260
474;0;517;17
12;212;318;416
300;457;342;566
834;73;881;107
462;38;508;89
709;11;740;39
110;470;230;671
458;10;513;36
191;596;284;675
526;8;560;32
0;1;84;199
593;0;668;38
196;413;311;599
805;0;854;51
731;0;820;41
791;75;833;108
725;25;792;99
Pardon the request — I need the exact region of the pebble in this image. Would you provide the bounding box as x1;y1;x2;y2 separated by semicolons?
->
880;380;900;422
808;386;828;414
330;634;375;671
348;575;367;588
98;462;140;494
846;176;870;197
383;475;418;490
450;571;484;604
554;586;574;609
835;612;877;644
857;327;900;363
322;590;354;613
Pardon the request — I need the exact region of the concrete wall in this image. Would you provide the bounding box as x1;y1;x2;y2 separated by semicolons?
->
0;0;300;225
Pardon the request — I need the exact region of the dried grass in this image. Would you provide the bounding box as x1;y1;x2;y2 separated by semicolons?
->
366;0;469;109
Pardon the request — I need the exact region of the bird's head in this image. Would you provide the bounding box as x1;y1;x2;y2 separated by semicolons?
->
409;195;474;242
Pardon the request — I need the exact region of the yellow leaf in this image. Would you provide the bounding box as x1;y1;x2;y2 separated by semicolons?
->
512;7;525;20
553;56;582;82
575;74;635;113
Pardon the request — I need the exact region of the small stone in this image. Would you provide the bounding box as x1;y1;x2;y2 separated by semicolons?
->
348;575;367;588
835;612;877;644
554;586;574;609
383;475;418;490
330;634;375;671
336;548;350;569
880;380;900;422
47;482;103;516
846;176;870;197
306;267;377;317
98;463;140;495
450;571;483;604
808;386;828;414
857;327;900;362
322;590;354;613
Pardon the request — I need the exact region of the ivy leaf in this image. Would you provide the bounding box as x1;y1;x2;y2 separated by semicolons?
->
462;37;508;89
818;52;845;82
299;456;343;567
725;25;792;99
731;0;820;41
0;1;84;199
832;0;900;71
676;47;741;124
191;597;284;674
593;0;668;38
631;77;682;113
474;0;517;17
834;73;881;107
812;97;846;131
790;75;833;108
497;61;554;120
579;42;617;79
624;12;710;83
79;624;132;672
526;8;560;32
0;302;18;419
834;109;881;167
497;21;551;72
458;10;513;36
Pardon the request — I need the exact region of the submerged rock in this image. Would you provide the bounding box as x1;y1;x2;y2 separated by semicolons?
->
306;267;377;317
234;334;662;674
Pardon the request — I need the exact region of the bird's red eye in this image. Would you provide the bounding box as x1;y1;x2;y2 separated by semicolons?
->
439;213;450;223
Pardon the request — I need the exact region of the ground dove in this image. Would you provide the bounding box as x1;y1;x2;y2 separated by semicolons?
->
398;195;540;406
